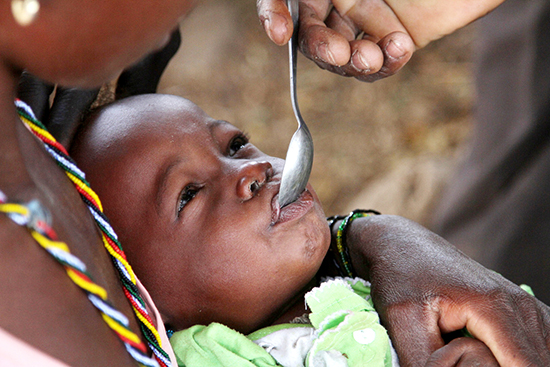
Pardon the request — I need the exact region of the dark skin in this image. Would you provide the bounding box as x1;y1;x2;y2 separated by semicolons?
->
0;0;193;365
257;0;505;82
425;338;499;366
345;214;550;365
259;0;550;364
71;94;499;365
16;28;182;148
1;0;548;365
0;75;144;366
70;94;331;334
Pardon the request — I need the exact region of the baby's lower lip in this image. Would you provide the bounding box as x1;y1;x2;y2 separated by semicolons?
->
271;190;314;225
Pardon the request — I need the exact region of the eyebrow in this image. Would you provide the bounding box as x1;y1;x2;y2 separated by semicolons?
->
208;119;229;132
155;158;184;215
153;120;231;215
208;120;234;151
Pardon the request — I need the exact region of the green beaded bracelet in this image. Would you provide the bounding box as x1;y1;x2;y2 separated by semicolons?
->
327;209;380;277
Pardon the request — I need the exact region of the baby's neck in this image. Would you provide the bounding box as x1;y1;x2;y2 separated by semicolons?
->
271;297;310;325
269;276;318;325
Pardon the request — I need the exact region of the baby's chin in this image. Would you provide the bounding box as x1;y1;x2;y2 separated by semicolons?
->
307;213;330;254
297;186;330;259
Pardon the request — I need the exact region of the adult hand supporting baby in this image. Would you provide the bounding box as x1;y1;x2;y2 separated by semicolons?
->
344;214;550;366
257;0;505;82
425;338;498;366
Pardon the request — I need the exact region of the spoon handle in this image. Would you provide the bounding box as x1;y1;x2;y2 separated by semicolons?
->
288;0;302;128
277;0;314;209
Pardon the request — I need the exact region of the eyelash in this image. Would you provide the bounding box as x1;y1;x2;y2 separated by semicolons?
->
177;185;201;215
176;132;248;216
228;132;250;156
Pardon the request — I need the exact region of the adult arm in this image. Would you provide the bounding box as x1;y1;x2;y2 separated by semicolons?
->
257;0;505;82
342;214;550;366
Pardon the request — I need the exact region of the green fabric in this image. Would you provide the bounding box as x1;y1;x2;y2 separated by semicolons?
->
306;279;376;328
170;323;279;367
248;323;312;342
305;278;392;367
170;277;394;367
520;284;535;296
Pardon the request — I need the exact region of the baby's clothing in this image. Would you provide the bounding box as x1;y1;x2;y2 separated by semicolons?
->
170;277;399;367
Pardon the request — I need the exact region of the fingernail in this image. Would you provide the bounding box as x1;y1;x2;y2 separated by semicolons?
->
262;16;271;35
267;12;289;44
351;49;370;72
316;42;336;65
386;39;405;60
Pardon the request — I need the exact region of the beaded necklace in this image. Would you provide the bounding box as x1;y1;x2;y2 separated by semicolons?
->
2;99;173;367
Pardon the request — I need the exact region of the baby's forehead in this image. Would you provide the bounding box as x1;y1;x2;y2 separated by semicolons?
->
93;94;212;141
110;94;207;125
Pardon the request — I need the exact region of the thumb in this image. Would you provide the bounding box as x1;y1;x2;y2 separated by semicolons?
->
257;0;293;46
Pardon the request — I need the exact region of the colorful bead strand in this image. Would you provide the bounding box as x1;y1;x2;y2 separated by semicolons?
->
329;209;380;277
0;193;157;366
14;99;171;367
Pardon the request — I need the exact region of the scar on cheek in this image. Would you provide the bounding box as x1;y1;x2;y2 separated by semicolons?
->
303;237;318;259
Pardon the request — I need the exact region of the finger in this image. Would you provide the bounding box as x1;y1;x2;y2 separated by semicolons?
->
333;0;407;41
462;295;550;366
49;87;99;148
116;27;181;99
302;2;414;82
17;71;54;123
349;39;384;73
435;281;550;365
257;0;293;46
310;31;413;82
324;3;358;41
425;338;498;367
379;299;445;366
310;38;384;76
352;31;414;82
298;1;351;66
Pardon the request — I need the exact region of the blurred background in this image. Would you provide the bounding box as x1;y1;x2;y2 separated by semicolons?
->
158;0;477;225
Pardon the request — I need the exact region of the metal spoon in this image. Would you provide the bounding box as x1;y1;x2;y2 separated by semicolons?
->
277;0;314;208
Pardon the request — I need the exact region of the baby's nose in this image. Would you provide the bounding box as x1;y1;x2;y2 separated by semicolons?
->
236;161;273;201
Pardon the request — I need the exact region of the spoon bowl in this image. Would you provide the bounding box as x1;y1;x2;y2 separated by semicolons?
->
277;0;314;208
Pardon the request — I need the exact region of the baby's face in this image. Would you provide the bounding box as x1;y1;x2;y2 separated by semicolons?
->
72;94;330;334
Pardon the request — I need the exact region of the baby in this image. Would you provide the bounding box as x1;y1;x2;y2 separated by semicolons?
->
69;94;495;366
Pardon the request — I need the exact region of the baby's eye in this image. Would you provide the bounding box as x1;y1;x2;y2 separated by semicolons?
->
177;185;200;215
228;133;249;156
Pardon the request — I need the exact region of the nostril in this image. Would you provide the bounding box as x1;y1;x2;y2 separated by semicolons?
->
250;180;260;193
266;166;274;182
238;161;273;201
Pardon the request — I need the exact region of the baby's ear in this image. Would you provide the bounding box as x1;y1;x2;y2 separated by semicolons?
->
115;27;182;100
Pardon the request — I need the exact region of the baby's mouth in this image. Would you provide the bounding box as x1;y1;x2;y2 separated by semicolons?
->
270;188;313;226
271;196;281;224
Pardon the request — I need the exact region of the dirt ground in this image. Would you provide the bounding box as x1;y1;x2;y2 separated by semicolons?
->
158;0;477;227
